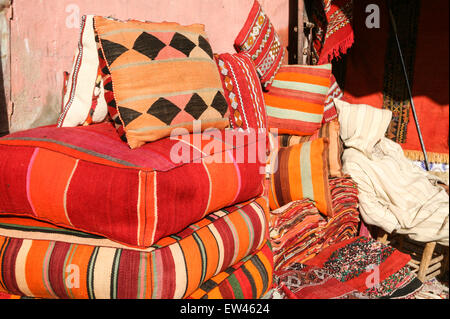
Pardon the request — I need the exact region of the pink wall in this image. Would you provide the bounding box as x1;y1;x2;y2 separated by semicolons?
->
8;0;290;132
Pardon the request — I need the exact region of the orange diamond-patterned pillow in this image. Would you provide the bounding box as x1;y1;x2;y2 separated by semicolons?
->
94;16;229;149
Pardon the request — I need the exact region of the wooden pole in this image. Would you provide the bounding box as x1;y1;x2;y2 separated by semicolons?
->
297;0;304;64
387;3;430;171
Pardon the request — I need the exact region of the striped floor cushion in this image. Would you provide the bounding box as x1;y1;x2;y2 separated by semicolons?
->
268;138;333;216
0;240;273;300
0;196;269;299
278;119;344;177
0;122;266;248
187;241;273;299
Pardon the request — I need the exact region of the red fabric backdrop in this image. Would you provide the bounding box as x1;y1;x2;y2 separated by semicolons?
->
343;0;449;163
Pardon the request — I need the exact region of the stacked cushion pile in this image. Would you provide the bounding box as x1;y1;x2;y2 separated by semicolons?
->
0;122;272;299
262;60;354;274
0;3;279;299
269;177;360;271
253;7;366;296
0;123;266;248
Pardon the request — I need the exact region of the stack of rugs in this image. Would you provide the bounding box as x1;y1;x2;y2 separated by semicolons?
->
269;177;360;271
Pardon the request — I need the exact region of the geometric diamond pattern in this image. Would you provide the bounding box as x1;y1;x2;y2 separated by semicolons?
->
184;93;209;120
95;15;228;147
100;39;129;66
102;31;217;66
132;32;167;60
117;106;143;126
103;80;113;92
102;31;218;67
198;35;214;59
142;91;227;125
147;98;182;125
169;33;197;57
210;91;229;117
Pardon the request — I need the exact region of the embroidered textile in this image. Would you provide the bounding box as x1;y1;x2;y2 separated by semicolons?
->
234;0;285;89
310;0;354;64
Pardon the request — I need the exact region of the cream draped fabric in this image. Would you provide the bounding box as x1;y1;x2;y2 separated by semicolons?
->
335;99;449;246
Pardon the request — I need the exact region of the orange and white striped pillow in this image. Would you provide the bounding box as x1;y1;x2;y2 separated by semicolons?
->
268;138;333;216
263;64;332;136
278;119;344;177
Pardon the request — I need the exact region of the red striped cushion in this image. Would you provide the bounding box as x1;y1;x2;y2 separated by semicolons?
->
278;119;344;177
0;240;274;300
215;52;267;131
187;241;273;299
0;123;266;248
264;64;332;136
0;196;269;299
234;0;285;90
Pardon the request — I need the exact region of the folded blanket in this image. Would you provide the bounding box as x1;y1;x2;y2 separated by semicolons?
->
269;177;360;270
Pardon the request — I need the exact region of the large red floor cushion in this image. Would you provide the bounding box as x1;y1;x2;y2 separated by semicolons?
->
0;122;266;248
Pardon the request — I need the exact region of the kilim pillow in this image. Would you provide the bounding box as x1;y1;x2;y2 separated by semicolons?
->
234;0;285;90
278;119;344;177
58;15;108;127
263;64;332;136
322;73;343;124
94;16;230;149
82;65;108;125
214;52;267;131
268;138;333;216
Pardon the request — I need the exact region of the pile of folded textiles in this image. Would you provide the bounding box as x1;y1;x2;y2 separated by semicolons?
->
272;236;424;299
269;177;360;272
